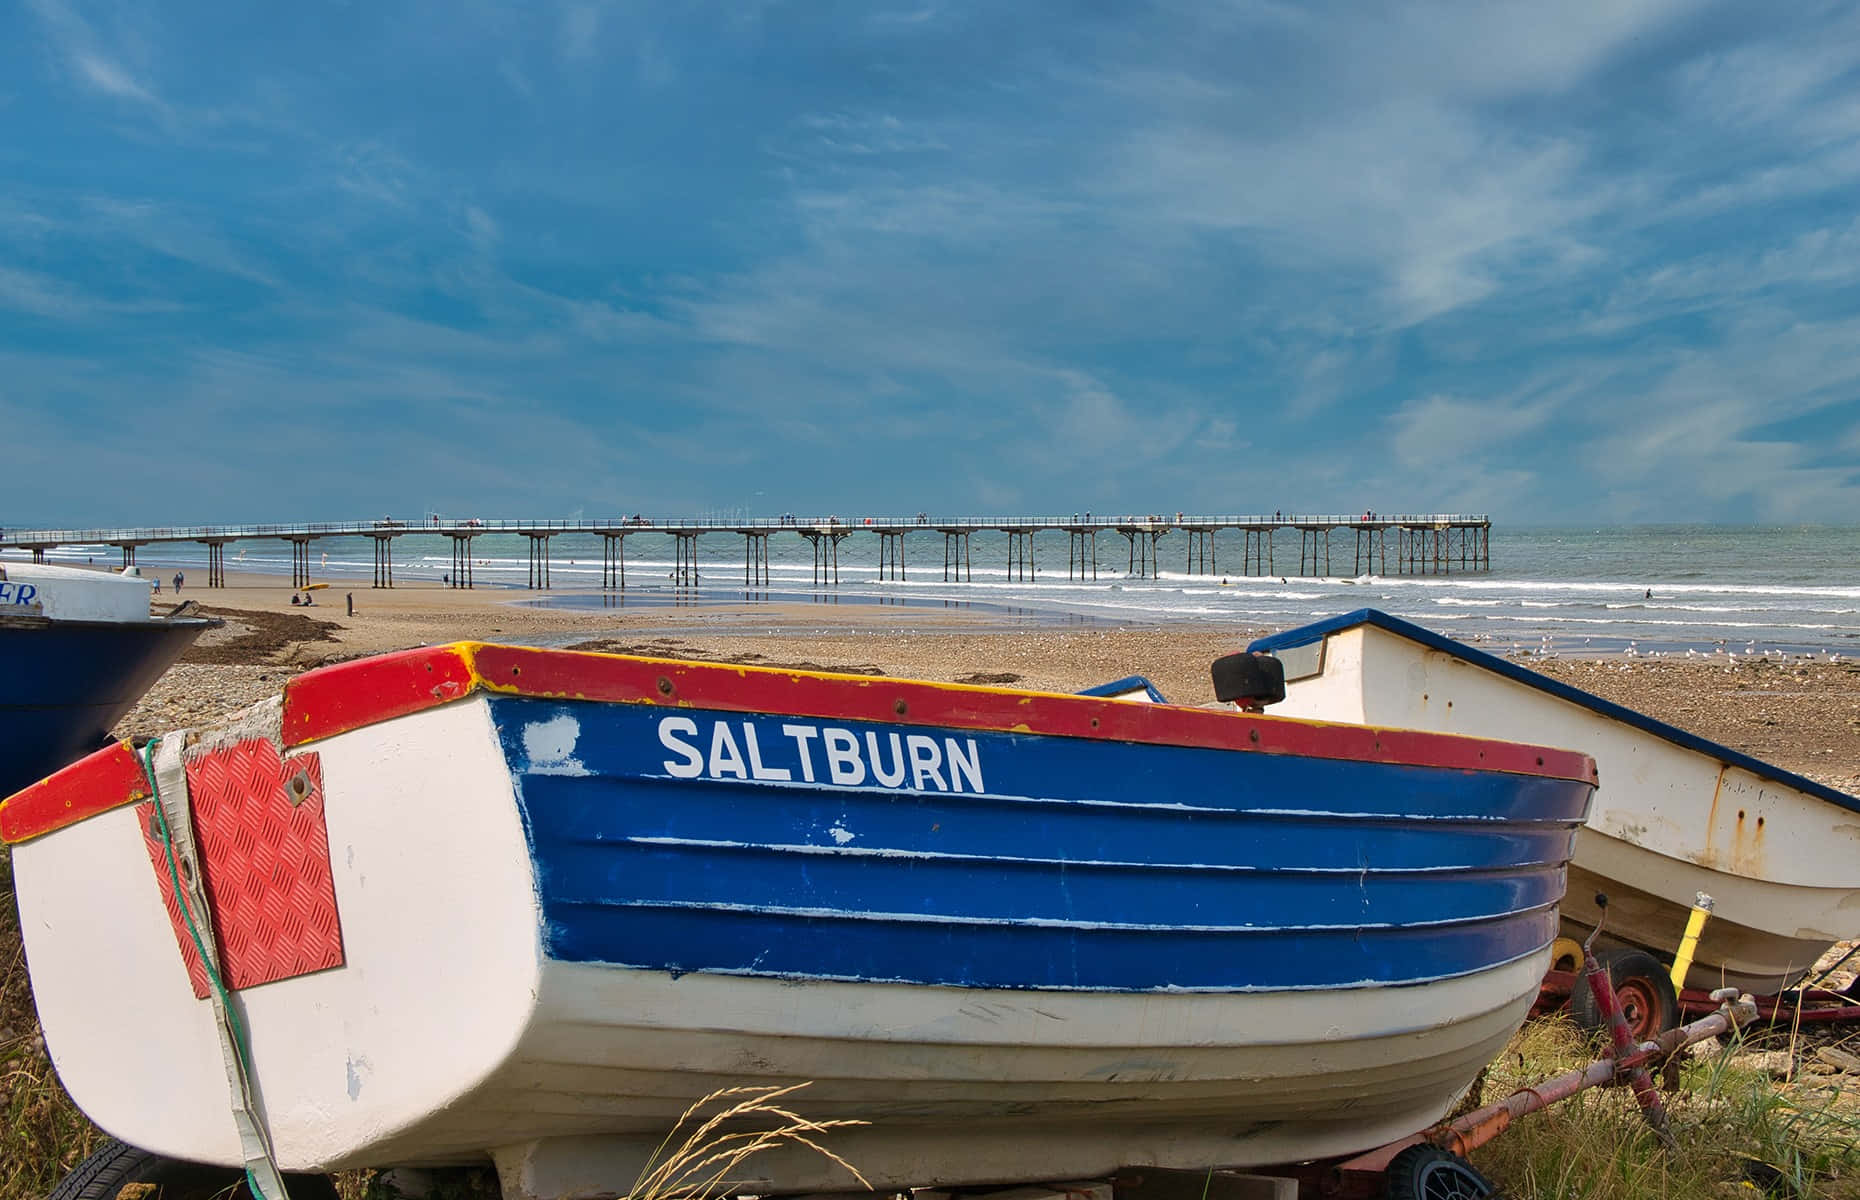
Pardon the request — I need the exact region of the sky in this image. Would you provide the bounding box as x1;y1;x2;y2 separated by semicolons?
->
4;1;1860;527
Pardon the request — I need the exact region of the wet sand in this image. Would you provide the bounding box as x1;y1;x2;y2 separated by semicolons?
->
117;568;1860;797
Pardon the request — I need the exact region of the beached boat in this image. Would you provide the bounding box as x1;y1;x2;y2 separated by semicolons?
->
0;561;216;800
1249;609;1860;997
4;643;1594;1197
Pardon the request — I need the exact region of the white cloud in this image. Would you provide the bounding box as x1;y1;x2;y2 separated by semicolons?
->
558;2;602;63
1389;393;1557;468
26;0;166;114
464;205;500;254
73;51;156;105
0;266;92;318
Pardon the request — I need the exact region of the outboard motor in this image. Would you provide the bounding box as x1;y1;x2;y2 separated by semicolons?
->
1210;651;1286;712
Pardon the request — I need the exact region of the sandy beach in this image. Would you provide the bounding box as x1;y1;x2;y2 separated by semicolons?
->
115;567;1860;798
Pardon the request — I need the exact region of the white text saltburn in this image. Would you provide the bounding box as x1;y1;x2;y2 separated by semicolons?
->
658;716;985;793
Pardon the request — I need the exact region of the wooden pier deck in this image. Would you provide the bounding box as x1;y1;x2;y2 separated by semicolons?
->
0;513;1491;589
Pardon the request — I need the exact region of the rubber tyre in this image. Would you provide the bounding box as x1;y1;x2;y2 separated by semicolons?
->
1209;651;1286;706
1384;1144;1500;1199
49;1137;340;1200
1568;947;1681;1041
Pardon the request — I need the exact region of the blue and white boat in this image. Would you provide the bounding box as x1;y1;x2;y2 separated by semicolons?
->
1250;609;1860;996
0;561;215;800
4;643;1595;1197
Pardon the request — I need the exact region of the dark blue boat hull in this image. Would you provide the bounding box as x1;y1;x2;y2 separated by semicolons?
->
490;694;1593;993
0;619;211;799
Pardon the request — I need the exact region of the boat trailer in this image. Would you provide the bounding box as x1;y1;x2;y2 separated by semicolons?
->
1119;915;1764;1199
1534;893;1860;1044
42;919;1791;1200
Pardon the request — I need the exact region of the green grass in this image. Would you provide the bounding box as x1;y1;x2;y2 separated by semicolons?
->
1469;1017;1860;1198
6;856;1856;1200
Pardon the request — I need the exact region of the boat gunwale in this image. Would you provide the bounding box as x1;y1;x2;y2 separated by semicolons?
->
1248;607;1860;815
1;640;1596;845
0;614;220;632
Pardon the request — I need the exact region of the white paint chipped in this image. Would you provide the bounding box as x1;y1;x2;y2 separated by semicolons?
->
523;713;589;776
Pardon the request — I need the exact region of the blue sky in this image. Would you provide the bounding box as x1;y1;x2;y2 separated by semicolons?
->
4;1;1859;526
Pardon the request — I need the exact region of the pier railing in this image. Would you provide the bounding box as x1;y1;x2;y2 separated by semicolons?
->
0;513;1489;543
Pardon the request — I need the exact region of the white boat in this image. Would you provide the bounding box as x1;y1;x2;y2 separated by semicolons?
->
1250;610;1860;996
5;642;1596;1197
0;561;216;799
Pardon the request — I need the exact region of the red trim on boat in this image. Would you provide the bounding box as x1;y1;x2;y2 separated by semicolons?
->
2;641;1596;844
465;644;1596;783
0;741;152;844
280;643;478;748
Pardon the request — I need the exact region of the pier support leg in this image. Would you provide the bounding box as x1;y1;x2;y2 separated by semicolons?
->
1185;528;1214;575
119;544;136;569
601;534;624;590
744;532;770;586
372;535;395;588
1068;529;1097;580
1243;529;1275;576
1297;528;1333;577
528;534;553;589
289;538;313;589
1121;529;1161;578
204;541;226;588
942;531;971;582
1354;526;1389;577
451;535;476;589
672;533;699;586
878;532;906;581
813;532;845;585
1006;530;1036;581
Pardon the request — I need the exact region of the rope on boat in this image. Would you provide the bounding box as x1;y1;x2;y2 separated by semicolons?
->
139;737;293;1200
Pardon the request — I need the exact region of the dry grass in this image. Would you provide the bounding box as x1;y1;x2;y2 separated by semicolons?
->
626;1084;870;1200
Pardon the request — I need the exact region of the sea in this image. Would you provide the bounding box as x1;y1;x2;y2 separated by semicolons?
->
8;525;1858;659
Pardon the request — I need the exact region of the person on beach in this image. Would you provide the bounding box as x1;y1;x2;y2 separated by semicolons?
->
173;571;184;593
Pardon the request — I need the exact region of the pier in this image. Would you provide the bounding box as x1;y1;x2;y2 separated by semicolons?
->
0;514;1491;590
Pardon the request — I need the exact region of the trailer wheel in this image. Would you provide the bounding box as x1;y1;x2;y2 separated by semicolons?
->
49;1137;340;1200
1383;1144;1499;1199
1568;947;1680;1041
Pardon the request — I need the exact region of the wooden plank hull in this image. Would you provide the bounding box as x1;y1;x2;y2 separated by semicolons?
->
1252;611;1860;994
5;644;1594;1194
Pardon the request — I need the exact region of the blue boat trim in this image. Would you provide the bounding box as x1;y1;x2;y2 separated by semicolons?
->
553;893;1567;934
622;835;1579;873
542;904;1563;992
1247;608;1860;815
491;694;1590;992
540;941;1560;993
1077;675;1170;703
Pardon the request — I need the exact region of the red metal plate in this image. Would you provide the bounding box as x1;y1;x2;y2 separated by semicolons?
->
139;739;344;998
